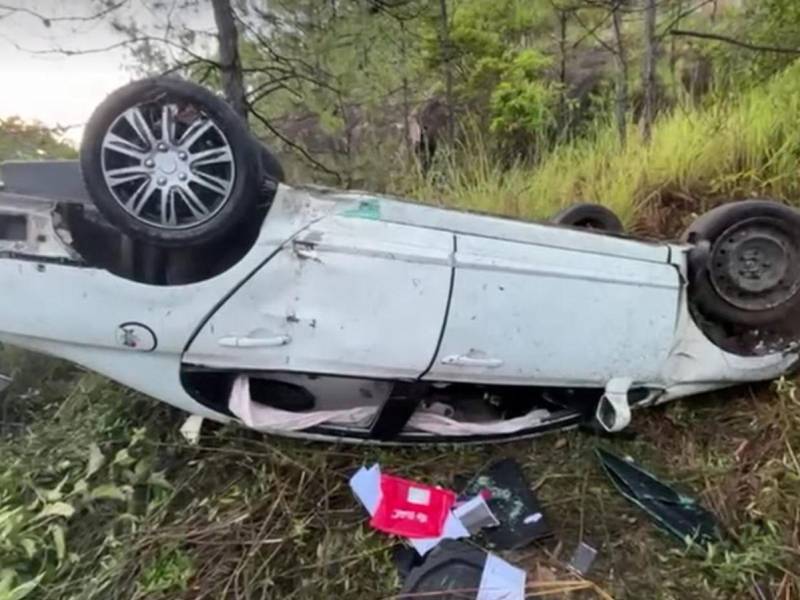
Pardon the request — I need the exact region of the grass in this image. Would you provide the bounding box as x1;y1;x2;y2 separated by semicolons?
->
408;61;800;236
4;64;800;600
2;359;799;599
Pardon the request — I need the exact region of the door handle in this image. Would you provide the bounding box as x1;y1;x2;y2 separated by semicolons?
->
441;355;504;368
218;335;291;348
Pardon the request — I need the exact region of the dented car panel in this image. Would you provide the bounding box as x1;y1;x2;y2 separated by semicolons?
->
185;215;454;378
1;165;798;442
0;186;338;420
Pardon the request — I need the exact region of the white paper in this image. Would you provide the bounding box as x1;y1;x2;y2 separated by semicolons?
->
349;464;381;515
179;414;204;445
476;554;527;600
409;510;470;555
407;486;432;505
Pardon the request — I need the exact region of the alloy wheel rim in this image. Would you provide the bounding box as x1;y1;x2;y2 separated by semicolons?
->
100;101;235;230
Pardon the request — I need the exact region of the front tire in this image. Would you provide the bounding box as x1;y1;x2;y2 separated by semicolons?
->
80;77;267;247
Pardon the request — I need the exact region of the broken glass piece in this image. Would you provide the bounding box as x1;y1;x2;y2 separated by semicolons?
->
568;541;598;575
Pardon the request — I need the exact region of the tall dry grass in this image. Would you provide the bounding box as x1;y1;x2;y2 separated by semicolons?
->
408;61;800;230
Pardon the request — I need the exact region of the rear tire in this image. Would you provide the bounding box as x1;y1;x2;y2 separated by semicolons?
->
551;203;624;233
684;200;800;328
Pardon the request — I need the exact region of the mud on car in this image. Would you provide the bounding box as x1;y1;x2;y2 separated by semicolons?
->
1;77;799;443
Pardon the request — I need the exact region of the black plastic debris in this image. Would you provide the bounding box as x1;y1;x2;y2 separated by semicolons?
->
392;544;423;583
397;540;487;600
461;458;553;550
596;448;722;546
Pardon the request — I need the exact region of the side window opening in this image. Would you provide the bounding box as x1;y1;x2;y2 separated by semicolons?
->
0;214;27;241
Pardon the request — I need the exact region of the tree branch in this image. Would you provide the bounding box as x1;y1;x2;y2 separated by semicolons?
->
6;35;220;66
571;5;618;55
656;0;715;40
669;29;800;55
247;103;342;184
0;0;129;26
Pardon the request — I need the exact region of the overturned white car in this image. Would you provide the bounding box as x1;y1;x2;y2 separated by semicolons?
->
1;77;798;443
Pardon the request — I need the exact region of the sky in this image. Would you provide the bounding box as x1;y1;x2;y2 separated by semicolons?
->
0;0;214;144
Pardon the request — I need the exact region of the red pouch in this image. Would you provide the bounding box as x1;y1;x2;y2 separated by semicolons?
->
370;474;456;538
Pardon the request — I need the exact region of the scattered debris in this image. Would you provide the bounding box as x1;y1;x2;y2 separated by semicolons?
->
397;540;526;600
397;540;486;599
371;472;456;538
597;448;722;545
350;463;382;513
477;553;526;600
461;458;553;549
454;494;500;535
351;464;475;548
351;460;621;599
179;414;204;445
567;541;598;576
392;544;422;582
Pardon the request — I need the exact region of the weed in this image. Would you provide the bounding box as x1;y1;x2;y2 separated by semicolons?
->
138;546;194;595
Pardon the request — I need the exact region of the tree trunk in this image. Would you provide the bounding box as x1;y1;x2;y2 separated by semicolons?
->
641;0;658;142
670;0;683;98
438;0;455;144
611;2;629;145
558;8;568;134
211;0;248;123
400;20;413;160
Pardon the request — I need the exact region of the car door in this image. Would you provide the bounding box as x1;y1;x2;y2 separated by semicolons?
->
423;233;681;386
184;215;454;379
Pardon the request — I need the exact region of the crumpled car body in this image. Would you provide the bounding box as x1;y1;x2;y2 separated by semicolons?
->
0;161;797;443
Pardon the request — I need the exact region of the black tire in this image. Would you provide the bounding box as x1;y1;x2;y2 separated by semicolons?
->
684;200;800;328
551;202;624;233
80;77;263;248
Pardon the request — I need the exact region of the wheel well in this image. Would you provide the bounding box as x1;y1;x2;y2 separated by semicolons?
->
59;201;266;285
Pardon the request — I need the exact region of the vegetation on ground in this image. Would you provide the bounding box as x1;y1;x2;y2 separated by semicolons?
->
2;352;799;598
